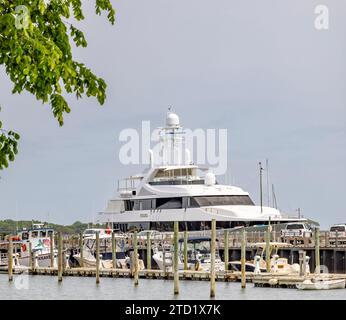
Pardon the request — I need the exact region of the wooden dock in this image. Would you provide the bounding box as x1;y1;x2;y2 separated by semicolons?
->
0;266;238;281
2;224;346;295
2;265;346;290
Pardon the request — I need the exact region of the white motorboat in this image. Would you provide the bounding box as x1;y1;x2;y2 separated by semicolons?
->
98;111;308;233
230;242;310;274
296;279;346;290
152;236;224;272
73;231;143;270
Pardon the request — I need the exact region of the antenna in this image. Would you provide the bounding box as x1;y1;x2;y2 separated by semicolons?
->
259;162;263;213
272;184;278;209
266;159;270;207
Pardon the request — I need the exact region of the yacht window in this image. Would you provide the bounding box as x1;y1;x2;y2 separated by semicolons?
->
124;200;134;211
191;195;254;206
129;199;154;211
156;197;183;209
40;231;47;237
155;168;194;179
47;231;53;237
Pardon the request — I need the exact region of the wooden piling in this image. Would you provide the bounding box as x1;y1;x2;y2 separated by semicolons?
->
8;236;13;282
79;233;84;268
96;231;100;284
58;232;63;282
224;230;229;271
315;228;320;274
29;242;33;272
134;231;139;286
50;232;54;268
241;228;246;288
265;223;271;272
112;232;117;269
302;251;307;278
173;221;179;295
146;231;151;270
210;219;216;298
183;230;188;271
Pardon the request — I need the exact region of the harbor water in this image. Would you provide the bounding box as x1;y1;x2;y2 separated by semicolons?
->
1;274;345;300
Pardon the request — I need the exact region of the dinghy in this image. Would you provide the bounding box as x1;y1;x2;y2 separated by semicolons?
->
296;279;345;290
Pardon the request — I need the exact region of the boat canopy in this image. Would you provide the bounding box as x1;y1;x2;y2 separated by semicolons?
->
250;242;293;249
178;236;219;243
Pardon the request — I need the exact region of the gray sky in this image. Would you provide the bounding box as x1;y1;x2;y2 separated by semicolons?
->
0;0;345;228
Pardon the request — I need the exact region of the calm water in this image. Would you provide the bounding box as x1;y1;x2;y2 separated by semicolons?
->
0;274;345;300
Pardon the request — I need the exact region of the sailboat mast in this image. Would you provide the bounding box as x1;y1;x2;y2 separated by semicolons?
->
259;162;263;213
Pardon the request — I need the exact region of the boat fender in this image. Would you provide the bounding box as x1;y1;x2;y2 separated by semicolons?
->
21;243;27;252
268;278;278;286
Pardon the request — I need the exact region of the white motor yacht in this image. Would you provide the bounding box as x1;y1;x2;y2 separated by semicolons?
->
98;112;308;232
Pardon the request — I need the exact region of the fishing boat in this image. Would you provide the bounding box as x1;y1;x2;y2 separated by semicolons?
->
296;279;346;290
9;224;60;268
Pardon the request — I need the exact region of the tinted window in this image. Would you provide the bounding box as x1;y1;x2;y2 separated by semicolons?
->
157;198;182;209
192;196;254;206
124;200;134;211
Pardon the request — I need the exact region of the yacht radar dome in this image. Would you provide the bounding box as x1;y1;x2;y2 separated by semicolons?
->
166;112;180;128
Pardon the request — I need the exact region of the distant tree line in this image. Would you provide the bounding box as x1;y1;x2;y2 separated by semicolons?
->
0;219;105;236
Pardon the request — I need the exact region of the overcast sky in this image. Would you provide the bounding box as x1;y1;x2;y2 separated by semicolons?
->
0;0;345;228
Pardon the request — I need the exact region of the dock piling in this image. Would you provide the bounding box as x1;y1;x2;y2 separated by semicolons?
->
29;242;34;272
146;231;151;271
96;231;100;284
265;223;271;272
224;230;229;271
241;228;246;288
183;230;188;271
210;219;216;298
79;233;84;268
173;221;179;295
58;232;63;282
315;228;320;274
8;236;13;282
134;231;139;286
112;231;117;269
50;232;54;268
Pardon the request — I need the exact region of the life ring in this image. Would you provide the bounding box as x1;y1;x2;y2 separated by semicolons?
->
21;243;27;252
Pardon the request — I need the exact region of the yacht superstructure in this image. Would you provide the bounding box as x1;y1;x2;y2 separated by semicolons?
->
98;112;305;232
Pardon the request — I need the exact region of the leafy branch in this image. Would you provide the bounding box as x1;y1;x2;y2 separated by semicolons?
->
0;0;115;169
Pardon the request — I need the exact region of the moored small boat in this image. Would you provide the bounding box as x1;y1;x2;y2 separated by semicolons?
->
296;279;346;290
